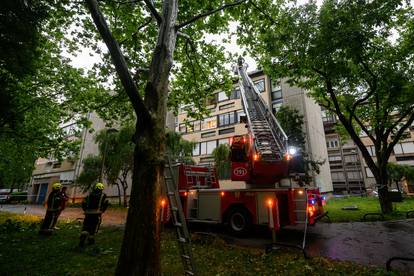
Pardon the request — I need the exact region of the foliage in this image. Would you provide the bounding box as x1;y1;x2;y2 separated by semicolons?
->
235;0;414;213
76;155;102;192
0;211;391;275
325;196;414;223
212;144;231;179
165;131;195;164
95;126;135;206
275;106;324;179
0;0;106;190
387;163;414;183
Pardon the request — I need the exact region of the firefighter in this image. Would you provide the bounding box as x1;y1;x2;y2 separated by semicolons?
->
79;182;109;248
51;186;69;229
39;182;63;235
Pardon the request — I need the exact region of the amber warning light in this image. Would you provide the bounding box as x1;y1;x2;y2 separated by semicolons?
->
160;199;166;207
267;199;273;207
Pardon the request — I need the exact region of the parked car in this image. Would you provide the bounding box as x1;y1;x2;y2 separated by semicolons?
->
0;190;11;203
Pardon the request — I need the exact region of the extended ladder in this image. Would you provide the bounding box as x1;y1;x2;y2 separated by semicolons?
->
236;57;288;161
164;156;196;275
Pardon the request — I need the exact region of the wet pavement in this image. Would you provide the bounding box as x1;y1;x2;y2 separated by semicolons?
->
2;204;414;272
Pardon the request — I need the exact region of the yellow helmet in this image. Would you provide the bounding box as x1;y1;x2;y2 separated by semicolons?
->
52;182;62;190
95;183;104;190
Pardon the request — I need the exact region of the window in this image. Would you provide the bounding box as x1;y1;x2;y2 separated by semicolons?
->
217;91;229;102
401;142;414;154
254;79;265;93
347;171;362;180
206;140;217;154
366;146;376;156
236;110;246;122
231;88;240;99
193;121;201;132
219;103;235;110
202;117;216;130
271;80;281;92
328;156;342;162
218;112;236;127
272;101;283;114
327;139;339;148
206;95;216;106
271;91;282;100
192;143;200;156
201;131;216;138
219;127;235;135
179;124;186;133
218;138;230;145
365;167;374;178
331;172;345;180
200;142;207;155
344;155;358;163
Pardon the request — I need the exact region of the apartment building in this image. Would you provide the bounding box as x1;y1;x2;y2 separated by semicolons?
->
322;111;366;193
177;70;333;193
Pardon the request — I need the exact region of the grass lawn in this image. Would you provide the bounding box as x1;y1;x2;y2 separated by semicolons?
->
0;212;396;275
324;196;414;222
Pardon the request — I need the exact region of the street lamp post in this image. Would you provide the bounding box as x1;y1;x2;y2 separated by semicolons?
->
100;128;118;183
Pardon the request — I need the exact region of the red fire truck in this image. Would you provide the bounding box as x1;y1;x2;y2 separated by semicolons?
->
163;58;326;236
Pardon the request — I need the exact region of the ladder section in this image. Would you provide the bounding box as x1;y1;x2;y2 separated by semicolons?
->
165;157;196;275
237;57;288;161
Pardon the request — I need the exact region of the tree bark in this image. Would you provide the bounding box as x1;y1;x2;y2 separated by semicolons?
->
376;163;393;214
115;0;178;275
115;182;122;206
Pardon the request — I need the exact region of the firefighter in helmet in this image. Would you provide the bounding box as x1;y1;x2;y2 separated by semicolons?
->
79;182;109;247
39;182;63;235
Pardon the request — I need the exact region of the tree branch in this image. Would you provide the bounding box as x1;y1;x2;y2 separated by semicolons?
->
85;0;151;124
143;0;162;25
176;0;247;29
385;112;414;160
384;108;414;139
120;17;153;45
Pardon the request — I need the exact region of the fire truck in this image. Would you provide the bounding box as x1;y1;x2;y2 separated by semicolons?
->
163;58;326;237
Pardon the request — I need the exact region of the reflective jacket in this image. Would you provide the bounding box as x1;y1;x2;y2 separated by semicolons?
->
82;190;109;214
46;190;62;211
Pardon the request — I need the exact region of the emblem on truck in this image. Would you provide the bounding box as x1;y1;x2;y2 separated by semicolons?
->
234;167;247;176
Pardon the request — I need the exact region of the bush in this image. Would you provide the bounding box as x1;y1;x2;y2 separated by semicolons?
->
9;191;27;202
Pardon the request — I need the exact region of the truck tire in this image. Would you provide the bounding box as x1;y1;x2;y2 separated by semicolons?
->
226;208;252;237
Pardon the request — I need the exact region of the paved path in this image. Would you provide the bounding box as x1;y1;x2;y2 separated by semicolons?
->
2;204;414;272
0;204;126;226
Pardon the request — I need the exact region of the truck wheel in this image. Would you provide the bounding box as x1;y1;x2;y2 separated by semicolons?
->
226;208;252;237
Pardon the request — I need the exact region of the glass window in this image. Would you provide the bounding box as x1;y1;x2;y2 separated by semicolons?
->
271;80;281;92
217;91;229;102
271;91;282;100
254;79;265;93
219;127;235;135
202;117;216;130
193;121;201;132
179;124;186;133
218;112;236;127
200;142;207;155
230;88;240;99
401;142;414;154
219;103;235;110
201;131;216;138
192;143;200;156
237;110;246;122
218;138;230;145
206;140;217;154
272;101;283;114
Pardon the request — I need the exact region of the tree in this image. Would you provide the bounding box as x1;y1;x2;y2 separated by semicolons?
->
235;0;414;213
96;126;135;207
276;106;323;182
165;131;194;164
387;163;414;192
76;155;102;192
212;144;231;179
75;0;248;274
0;0;99;191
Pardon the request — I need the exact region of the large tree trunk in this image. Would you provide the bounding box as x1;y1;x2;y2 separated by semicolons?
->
115;182;122;206
115;0;178;274
122;181;128;207
376;164;393;214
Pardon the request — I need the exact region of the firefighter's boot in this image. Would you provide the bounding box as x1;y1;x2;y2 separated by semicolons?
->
79;231;88;248
87;235;95;245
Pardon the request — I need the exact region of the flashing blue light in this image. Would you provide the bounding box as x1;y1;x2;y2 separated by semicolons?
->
321;196;326;201
310;199;316;205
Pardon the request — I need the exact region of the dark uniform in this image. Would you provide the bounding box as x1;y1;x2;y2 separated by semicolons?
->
39;189;62;235
79;187;109;247
51;187;69;229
